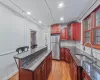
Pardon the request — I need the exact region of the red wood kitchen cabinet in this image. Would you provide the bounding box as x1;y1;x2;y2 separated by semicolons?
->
71;22;81;41
82;70;91;80
19;69;33;80
75;23;81;41
70;55;74;79
34;65;42;80
73;61;78;80
71;23;76;40
65;27;69;40
51;24;60;34
69;54;78;80
65;48;70;63
60;48;65;60
34;53;52;80
41;60;46;80
60;28;66;40
49;53;52;70
46;53;52;78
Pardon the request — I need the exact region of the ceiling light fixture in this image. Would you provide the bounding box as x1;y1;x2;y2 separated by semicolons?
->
58;3;64;8
60;17;64;21
39;21;42;24
27;12;31;15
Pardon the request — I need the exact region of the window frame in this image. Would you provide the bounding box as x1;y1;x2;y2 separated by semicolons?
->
83;6;100;49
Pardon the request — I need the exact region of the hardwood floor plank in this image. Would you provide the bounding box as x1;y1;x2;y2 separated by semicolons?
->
9;60;71;80
48;60;71;80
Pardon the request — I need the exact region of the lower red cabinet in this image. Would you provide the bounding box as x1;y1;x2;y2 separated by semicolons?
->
73;62;78;80
60;48;70;62
34;53;52;80
60;28;66;40
65;48;70;62
46;54;51;78
69;53;79;80
82;70;91;80
34;66;42;80
41;61;46;80
60;48;65;60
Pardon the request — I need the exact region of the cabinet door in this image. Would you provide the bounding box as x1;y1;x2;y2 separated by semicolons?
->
51;26;54;34
60;48;65;60
65;48;70;62
46;56;50;78
51;24;60;34
34;67;41;80
50;53;52;70
20;69;33;80
82;70;91;80
73;62;77;80
65;27;69;40
56;24;60;33
71;23;76;40
70;56;74;79
41;61;46;80
75;23;81;41
60;29;66;40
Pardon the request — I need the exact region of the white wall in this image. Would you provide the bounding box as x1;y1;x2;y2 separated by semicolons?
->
0;1;45;80
41;27;51;50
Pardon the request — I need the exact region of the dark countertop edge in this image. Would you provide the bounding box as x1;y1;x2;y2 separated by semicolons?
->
21;50;52;71
14;46;47;59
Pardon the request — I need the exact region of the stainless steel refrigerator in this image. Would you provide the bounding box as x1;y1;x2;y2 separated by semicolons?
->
51;35;60;60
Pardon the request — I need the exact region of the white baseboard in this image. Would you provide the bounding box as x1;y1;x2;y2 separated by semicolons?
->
3;70;18;80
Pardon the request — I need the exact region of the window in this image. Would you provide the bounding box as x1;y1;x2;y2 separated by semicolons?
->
84;17;91;43
83;6;100;49
93;8;100;45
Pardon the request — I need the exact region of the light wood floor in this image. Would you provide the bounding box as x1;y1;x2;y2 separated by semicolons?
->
9;60;72;80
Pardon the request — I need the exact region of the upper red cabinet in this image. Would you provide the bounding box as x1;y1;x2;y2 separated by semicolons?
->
51;22;81;41
71;22;81;41
60;26;69;40
51;24;60;34
60;28;66;40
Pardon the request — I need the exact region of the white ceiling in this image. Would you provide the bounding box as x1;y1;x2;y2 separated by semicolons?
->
3;0;96;25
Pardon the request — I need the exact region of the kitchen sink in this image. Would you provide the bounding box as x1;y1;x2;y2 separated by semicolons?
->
75;54;93;64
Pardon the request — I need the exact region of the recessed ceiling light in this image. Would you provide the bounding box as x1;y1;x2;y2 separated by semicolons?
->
27;12;31;15
39;21;42;24
58;3;64;8
60;17;64;21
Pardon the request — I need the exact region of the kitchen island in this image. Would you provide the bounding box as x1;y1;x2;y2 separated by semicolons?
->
14;46;52;80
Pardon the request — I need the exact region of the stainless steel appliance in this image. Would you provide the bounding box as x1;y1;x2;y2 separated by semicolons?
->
51;35;60;60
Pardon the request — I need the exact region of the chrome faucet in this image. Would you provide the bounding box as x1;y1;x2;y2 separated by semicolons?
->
83;42;94;58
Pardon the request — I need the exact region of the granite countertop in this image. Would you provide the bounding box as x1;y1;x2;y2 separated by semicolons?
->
61;46;100;80
14;46;46;59
22;50;51;71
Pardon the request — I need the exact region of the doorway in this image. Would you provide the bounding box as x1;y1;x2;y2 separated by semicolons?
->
30;30;37;49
